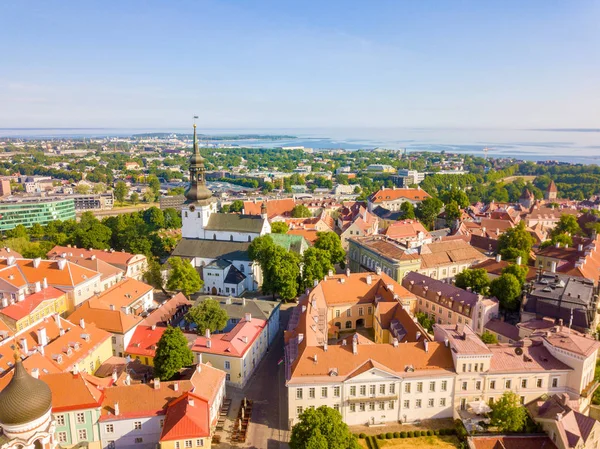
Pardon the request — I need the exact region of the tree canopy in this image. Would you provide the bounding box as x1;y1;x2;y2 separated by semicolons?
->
314;232;346;267
497;221;534;263
230;200;244;213
400;201;415;219
185;298;229;335
153;327;194;381
291;204;312;218
490;273;522;311
166;257;203;298
480;330;498;344
271;221;289;234
489;391;528;432
551;214;581;238
501;263;528;285
416;197;443;230
454;268;490;295
114;181;128;204
290;406;360;449
300;247;334;291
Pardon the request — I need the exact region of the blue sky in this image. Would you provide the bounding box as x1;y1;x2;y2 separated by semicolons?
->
0;1;598;129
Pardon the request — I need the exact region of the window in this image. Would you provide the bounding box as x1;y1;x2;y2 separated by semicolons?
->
321;387;328;398
417;382;423;393
108;441;115;449
380;384;386;394
405;383;411;393
359;307;364;316
428;398;434;407
350;386;356;396
56;415;65;426
334;386;340;397
441;380;447;391
346;309;351;317
480;363;484;372
345;321;352;329
76;412;85;424
429;381;435;392
388;401;395;409
196;439;204;447
160;419;164;428
461;381;467;391
440;398;446;407
185;440;193;448
448;311;452;319
78;429;88;441
416;399;422;408
521;379;527;388
111;336;117;344
403;400;410;409
225;361;230;370
296;388;303;399
369;402;375;411
105;424;114;433
226;374;231;381
58;432;67;443
360;385;366;396
368;306;373;315
462;364;466;372
335;310;340;318
552;378;558;388
309;388;315;399
349;404;356;412
475;364;478;372
369;385;376;395
537;379;543;388
474;380;481;390
389;383;395;394
333;404;340;412
296;406;303;416
520;396;525;405
134;421;142;430
490;380;496;389
505;380;511;389
135;438;143;444
359;402;365;411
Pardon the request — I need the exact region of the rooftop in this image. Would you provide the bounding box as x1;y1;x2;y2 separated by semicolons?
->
192;318;266;358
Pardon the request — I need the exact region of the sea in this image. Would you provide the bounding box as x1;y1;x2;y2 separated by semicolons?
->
1;127;599;165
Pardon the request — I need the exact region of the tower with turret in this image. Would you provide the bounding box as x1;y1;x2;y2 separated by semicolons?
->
545;180;558;201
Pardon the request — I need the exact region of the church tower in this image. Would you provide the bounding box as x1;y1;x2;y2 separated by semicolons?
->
545;180;558;201
182;123;217;239
0;358;57;449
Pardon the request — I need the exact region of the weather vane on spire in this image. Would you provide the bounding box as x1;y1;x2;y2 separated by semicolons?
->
193;115;198;128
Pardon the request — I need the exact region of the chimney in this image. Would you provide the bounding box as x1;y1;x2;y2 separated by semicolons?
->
551;261;557;273
387;284;394;292
31;368;39;379
111;369;118;383
114;402;120;416
20;338;28;354
444;337;449;347
189;397;195;407
323;343;328;352
376;266;382;275
578;244;584;252
34;281;41;293
242;298;246;306
346;268;351;277
298;333;304;344
109;304;115;311
516;256;522;266
555;242;561;248
495;254;501;263
79;318;85;329
366;275;372;285
154;378;160;389
1;297;7;308
416;331;421;341
313;354;318;363
245;312;252;322
242;336;249;344
206;340;212;349
423;340;429;353
393;338;399;347
73;364;79;375
328;269;333;277
196;361;202;372
151;324;156;330
205;328;211;339
174;383;179;391
33;257;41;268
121;306;129;315
59;328;65;336
57;259;67;270
352;339;358;355
313;279;319;288
37;327;48;346
42;278;48;289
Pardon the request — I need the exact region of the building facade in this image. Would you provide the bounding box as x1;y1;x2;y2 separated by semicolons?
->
0;197;75;231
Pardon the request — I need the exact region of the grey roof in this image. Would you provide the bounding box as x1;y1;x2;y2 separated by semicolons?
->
204;213;266;233
224;264;246;285
206;259;232;270
430;228;452;239
197;296;280;321
172;238;251;261
403;271;480;307
371;205;403;221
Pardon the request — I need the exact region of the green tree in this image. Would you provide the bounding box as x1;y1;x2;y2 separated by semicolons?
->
153;327;194;381
148;175;161;200
130;192;140;205
271;222;289;234
291;204;312;218
490;273;522;311
5;224;29;240
454;268;490;294
144;258;166;293
301;248;334;291
441;188;470;208
290;406;360;449
185;298;229;335
501;264;528;285
353;185;361;194
114;181;128;204
28;223;45;240
489;391;528;432
230;200;244;213
163;208;182;229
93;183;106;194
314;232;346;267
73;212;112;249
400;201;415;219
551;214;581;238
416;312;434;333
497;221;534;263
143;207;165;230
74;184;91;194
481;331;498;344
166;257;203;298
416;197;443;230
444;201;462;222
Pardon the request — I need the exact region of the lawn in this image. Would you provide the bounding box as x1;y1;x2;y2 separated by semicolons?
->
359;435;460;449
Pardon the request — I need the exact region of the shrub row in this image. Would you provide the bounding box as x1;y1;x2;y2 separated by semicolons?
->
359;428;456;440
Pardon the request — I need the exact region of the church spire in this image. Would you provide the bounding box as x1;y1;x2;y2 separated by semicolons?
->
185;121;213;203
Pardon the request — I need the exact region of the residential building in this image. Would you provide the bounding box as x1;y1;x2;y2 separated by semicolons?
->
367;187;431;212
47;253;125;291
0;197;75;231
393;169;425;187
158;392;211;449
415;240;488;281
384;220;432;249
339;207;379;250
192;314;268;387
88;278;154;316
403;272;499;335
124;324;166;366
0;286;68;332
243;198;296;219
522;207;579;232
534;236;600;285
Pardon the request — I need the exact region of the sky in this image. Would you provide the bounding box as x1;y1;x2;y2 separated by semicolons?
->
0;1;599;130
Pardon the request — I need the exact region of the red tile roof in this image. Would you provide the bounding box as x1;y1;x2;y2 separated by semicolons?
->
243;198;296;219
370;188;431;203
0;287;65;321
125;325;166;358
159;392;210;441
192;318;266;357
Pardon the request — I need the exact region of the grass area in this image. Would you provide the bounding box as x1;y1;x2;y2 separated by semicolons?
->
359;435;460;449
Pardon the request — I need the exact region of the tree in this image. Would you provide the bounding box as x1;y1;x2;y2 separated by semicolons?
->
230;200;244;213
454;268;490;294
416;197;443;230
166;257;203;298
416;312;434;333
444;201;461;222
400;201;415;219
163;208;182;229
498;221;534;263
290;406;360;449
353;185;361;194
551;214;581;238
114;181;128;204
130;192;140;205
489;391;527;432
301;248;334;291
5;224;29;240
93;183;106;194
148;175;161;200
501;264;528;285
480;331;498;344
144;258;166;293
185;298;229;335
490;273;522;311
73;212;112;249
441;188;470;208
271;222;289;234
74;184;91;195
28;223;45;240
143;206;165;230
153;327;194;381
291;204;312;218
314;232;346;267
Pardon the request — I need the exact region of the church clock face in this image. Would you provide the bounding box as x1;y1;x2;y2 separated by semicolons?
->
189;205;196;212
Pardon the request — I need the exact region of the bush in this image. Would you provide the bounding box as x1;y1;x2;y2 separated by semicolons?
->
377;434;384;440
434;430;439;436
427;430;433;436
359;433;366;439
400;431;407;438
408;431;414;437
386;432;393;439
394;432;400;438
421;430;428;436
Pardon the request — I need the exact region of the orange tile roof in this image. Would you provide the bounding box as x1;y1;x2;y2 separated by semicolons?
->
160;392;210;441
243;198;296;219
0;265;27;288
370;188;431;203
192;318;266;357
125;325;166;357
0;248;22;259
47;246;145;270
55;255;124;282
143;293;191;327
384;220;431;240
0;287;65;321
287;229;319;244
470;436;557;449
41;372;104;411
69;301;142;334
0;258;100;288
89;278;153;313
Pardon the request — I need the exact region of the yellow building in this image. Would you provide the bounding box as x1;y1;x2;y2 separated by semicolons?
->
0;286;68;332
124;324;165;366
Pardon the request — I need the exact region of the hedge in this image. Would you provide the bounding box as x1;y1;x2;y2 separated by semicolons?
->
400;431;407;438
377;434;384;440
386;432;393;439
393;432;400;438
359;433;366;439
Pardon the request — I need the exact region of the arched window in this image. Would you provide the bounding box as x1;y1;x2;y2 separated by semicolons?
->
213;234;216;240
230;235;233;241
248;236;251;242
345;321;352;329
240;265;245;273
334;322;341;328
